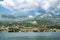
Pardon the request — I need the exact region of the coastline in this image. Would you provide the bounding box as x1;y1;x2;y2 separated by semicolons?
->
0;25;60;32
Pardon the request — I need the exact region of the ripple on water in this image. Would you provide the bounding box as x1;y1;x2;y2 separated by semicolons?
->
0;32;60;40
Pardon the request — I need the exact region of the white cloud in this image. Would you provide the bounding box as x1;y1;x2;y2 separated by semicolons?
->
0;0;60;15
35;12;42;16
28;15;34;18
36;13;40;16
41;1;50;10
0;0;40;14
57;4;60;9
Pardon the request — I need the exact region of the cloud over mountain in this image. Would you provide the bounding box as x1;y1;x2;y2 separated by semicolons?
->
0;0;60;16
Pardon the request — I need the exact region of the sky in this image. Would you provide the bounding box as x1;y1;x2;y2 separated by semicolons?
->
0;0;60;17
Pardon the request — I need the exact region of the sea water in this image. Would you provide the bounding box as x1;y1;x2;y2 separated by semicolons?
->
0;32;60;40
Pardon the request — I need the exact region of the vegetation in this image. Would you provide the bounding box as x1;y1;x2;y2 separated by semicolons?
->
0;21;60;32
0;13;60;32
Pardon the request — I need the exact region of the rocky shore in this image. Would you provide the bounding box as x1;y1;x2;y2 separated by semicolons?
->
0;25;60;32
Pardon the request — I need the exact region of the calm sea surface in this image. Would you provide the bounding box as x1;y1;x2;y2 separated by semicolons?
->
0;32;60;40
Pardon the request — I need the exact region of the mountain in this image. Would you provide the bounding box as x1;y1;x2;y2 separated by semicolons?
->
35;12;60;25
0;14;33;24
19;12;60;27
0;12;60;26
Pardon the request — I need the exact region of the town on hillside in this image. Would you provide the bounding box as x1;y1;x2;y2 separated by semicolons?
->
0;24;60;32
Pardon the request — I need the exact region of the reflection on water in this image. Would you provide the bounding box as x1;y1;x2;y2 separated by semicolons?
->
0;32;60;40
